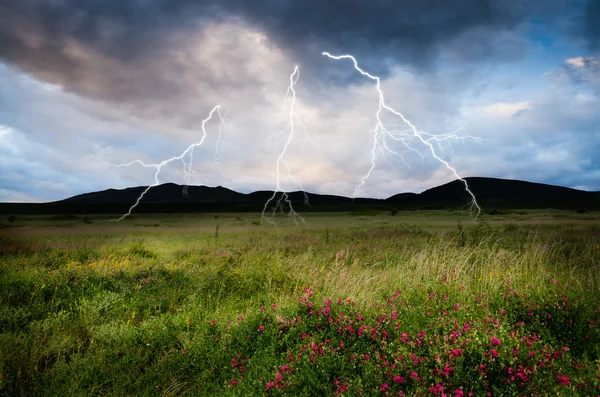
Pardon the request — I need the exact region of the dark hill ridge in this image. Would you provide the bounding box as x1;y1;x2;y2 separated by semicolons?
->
405;177;599;209
418;177;593;201
59;183;246;204
58;184;382;206
0;177;598;215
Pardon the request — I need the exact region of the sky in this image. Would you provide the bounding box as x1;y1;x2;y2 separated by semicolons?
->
0;0;599;202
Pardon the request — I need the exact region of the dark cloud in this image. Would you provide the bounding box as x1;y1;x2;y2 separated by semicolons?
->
0;0;536;102
232;0;532;68
583;0;600;52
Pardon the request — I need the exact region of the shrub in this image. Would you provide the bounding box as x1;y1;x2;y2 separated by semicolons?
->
471;218;493;243
127;241;157;258
6;215;16;223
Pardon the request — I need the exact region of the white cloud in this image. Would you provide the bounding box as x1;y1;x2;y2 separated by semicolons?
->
566;57;585;68
0;125;18;154
0;188;44;203
482;101;531;118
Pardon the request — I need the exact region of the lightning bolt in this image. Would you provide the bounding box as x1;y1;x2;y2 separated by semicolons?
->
322;52;481;218
261;66;310;226
108;105;227;221
214;108;232;169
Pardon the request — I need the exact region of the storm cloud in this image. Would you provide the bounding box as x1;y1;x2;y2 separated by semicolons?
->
0;0;599;202
0;0;536;101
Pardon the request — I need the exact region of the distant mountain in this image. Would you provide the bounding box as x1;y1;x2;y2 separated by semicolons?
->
58;183;247;204
402;177;599;210
1;177;598;215
419;177;593;201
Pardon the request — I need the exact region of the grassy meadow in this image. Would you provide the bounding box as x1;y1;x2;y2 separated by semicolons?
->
1;210;599;396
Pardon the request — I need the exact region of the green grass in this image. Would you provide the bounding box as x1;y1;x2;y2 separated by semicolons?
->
1;211;599;396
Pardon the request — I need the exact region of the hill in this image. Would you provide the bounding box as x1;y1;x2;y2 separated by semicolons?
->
401;177;599;210
0;177;598;215
59;183;247;204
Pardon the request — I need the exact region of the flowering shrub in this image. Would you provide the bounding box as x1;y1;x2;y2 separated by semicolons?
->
205;281;599;395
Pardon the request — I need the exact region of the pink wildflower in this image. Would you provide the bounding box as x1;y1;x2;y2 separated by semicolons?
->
558;374;570;386
443;365;454;376
265;381;276;391
450;349;462;358
393;375;405;384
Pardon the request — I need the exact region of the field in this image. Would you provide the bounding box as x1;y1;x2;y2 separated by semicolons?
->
1;210;600;396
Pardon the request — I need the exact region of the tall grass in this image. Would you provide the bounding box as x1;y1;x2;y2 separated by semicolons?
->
0;219;599;395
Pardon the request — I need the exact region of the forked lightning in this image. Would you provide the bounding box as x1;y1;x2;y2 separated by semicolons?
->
322;52;481;218
261;66;309;225
108;105;227;221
